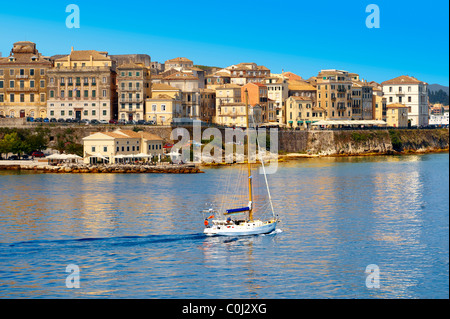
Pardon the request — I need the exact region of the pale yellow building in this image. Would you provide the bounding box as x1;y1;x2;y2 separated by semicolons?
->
217;103;262;127
0;41;53;119
117;62;151;122
372;87;387;122
83;129;163;164
386;103;409;128
316;69;353;120
146;83;182;125
285;96;325;129
47;48;117;121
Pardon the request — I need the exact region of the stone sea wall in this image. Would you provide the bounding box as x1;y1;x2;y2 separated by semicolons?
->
0;163;204;174
279;129;449;155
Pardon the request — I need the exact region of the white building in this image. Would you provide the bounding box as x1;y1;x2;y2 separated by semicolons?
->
429;112;449;126
265;77;289;124
381;75;428;127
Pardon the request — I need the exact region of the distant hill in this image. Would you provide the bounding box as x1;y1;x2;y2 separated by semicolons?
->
429;84;449;94
428;84;449;105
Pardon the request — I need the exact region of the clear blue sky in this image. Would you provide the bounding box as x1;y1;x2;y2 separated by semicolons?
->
0;0;448;85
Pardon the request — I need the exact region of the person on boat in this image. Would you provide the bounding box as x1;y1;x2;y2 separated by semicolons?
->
226;217;234;225
204;218;210;228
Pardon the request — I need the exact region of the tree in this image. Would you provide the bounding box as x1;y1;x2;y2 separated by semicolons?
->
1;133;26;157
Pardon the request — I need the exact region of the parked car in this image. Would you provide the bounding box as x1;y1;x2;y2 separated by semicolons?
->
50;118;57;123
99;120;109;124
65;118;74;123
26;117;35;122
137;120;146;125
90;119;100;125
31;151;45;158
57;118;65;123
21;155;30;160
118;119;127;125
109;119;118;124
8;155;19;161
34;118;43;123
80;119;90;124
43;118;50;123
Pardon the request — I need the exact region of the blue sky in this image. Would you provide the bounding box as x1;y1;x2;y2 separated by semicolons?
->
0;0;448;85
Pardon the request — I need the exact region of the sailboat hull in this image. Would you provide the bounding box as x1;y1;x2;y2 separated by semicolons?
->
204;220;278;236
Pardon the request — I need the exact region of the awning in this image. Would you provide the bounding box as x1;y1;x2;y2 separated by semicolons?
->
312;120;387;126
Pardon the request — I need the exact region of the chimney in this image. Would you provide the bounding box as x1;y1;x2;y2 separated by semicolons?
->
71;46;74;52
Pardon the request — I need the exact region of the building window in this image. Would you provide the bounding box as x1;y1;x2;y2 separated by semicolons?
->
10;94;15;102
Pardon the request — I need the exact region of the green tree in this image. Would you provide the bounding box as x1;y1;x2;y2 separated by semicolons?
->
2;133;26;157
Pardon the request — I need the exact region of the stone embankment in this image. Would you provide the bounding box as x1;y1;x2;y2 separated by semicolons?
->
0;163;204;174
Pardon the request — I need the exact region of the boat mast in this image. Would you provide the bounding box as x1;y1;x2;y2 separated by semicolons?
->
245;89;254;221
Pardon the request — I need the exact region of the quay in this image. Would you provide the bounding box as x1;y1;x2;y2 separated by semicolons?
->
0;161;204;174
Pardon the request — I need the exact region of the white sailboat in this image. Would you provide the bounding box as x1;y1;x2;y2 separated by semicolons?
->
203;89;280;236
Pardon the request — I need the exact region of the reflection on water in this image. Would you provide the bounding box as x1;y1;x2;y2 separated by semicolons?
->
0;153;448;298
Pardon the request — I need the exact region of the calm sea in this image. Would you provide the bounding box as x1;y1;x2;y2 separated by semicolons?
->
0;153;448;299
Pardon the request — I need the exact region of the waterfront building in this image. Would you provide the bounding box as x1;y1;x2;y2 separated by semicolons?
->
217;102;262;127
381;75;429;127
82;129;163;164
164;57;194;71
265;77;289;124
199;88;216;123
161;71;201;120
146;83;182;125
285;96;325;129
316;69;353;120
386;103;409;128
351;81;374;120
242;82;271;123
0;41;53;119
429;105;449;126
372;92;387;122
224;62;270;85
117;62;151;122
47;48;117;121
205;70;231;90
215;84;242;125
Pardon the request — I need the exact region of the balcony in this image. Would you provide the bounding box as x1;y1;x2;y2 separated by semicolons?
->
119;98;144;103
119;86;141;92
16;75;29;79
336;87;346;93
6;87;39;92
395;90;405;95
